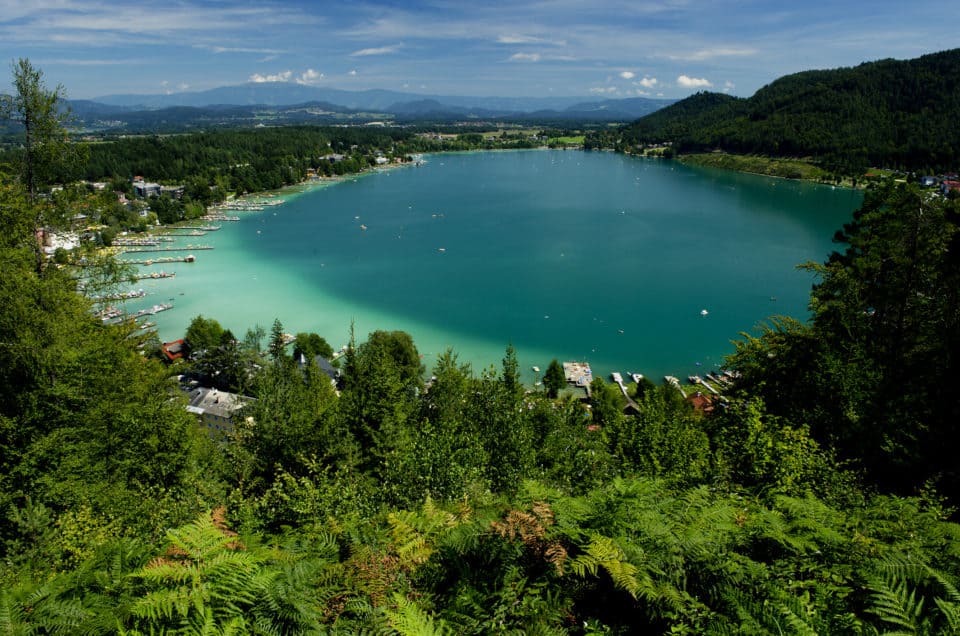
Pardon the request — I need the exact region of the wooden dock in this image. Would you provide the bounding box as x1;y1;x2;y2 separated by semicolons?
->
563;361;593;397
688;375;720;396
125;255;196;265
664;375;687;398
610;372;640;411
134;271;176;281
121;245;212;254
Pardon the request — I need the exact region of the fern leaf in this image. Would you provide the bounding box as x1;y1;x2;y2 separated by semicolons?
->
868;572;925;633
383;593;449;636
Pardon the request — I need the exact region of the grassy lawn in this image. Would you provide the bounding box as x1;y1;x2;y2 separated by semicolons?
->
549;135;585;145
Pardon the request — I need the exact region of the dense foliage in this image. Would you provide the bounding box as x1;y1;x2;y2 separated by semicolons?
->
588;48;960;174
727;182;960;501
4;60;960;634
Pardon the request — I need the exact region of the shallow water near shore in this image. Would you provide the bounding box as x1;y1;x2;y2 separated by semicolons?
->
124;150;861;384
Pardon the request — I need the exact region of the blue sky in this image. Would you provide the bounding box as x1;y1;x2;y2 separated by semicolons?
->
1;0;955;100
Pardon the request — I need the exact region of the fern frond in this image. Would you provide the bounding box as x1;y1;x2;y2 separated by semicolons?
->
868;572;926;633
383;593;449;636
569;535;642;599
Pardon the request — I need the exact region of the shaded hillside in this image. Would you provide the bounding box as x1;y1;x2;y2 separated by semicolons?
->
611;48;960;172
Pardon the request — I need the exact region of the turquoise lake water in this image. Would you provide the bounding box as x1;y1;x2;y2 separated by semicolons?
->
122;150;862;383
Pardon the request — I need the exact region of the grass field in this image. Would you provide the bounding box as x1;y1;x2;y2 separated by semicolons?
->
679;152;836;182
548;135;585;145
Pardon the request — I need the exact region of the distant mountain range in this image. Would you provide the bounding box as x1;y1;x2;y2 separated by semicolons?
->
91;83;670;115
614;48;960;172
46;84;673;132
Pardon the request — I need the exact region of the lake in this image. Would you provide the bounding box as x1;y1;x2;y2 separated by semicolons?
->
127;150;861;383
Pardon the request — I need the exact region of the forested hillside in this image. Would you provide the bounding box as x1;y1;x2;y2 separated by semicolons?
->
4;59;960;634
589;48;960;173
80;127;536;192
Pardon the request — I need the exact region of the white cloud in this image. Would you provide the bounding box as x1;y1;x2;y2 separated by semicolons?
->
638;76;658;88
350;44;401;57
589;86;617;94
249;70;293;83
498;34;543;44
177;83;190;91
497;34;567;46
723;80;735;93
510;52;541;62
297;69;323;84
207;45;283;55
349;69;358;76
665;47;757;61
677;74;712;88
619;71;635;79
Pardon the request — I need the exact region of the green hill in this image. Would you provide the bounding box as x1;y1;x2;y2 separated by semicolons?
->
608;48;960;173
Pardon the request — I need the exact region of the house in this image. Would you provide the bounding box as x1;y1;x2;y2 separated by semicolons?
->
185;386;252;434
298;353;342;388
686;391;714;414
133;179;161;198
161;339;186;362
160;185;185;199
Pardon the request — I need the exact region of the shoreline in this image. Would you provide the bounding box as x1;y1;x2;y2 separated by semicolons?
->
110;148;839;389
673;152;864;190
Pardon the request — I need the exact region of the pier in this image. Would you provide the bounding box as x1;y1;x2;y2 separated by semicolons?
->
134;271;176;281
103;303;174;325
92;289;147;302
120;245;213;254
664;376;687;398
610;372;640;411
125;255;196;265
563;361;593;397
163;230;207;237
688;375;720;396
